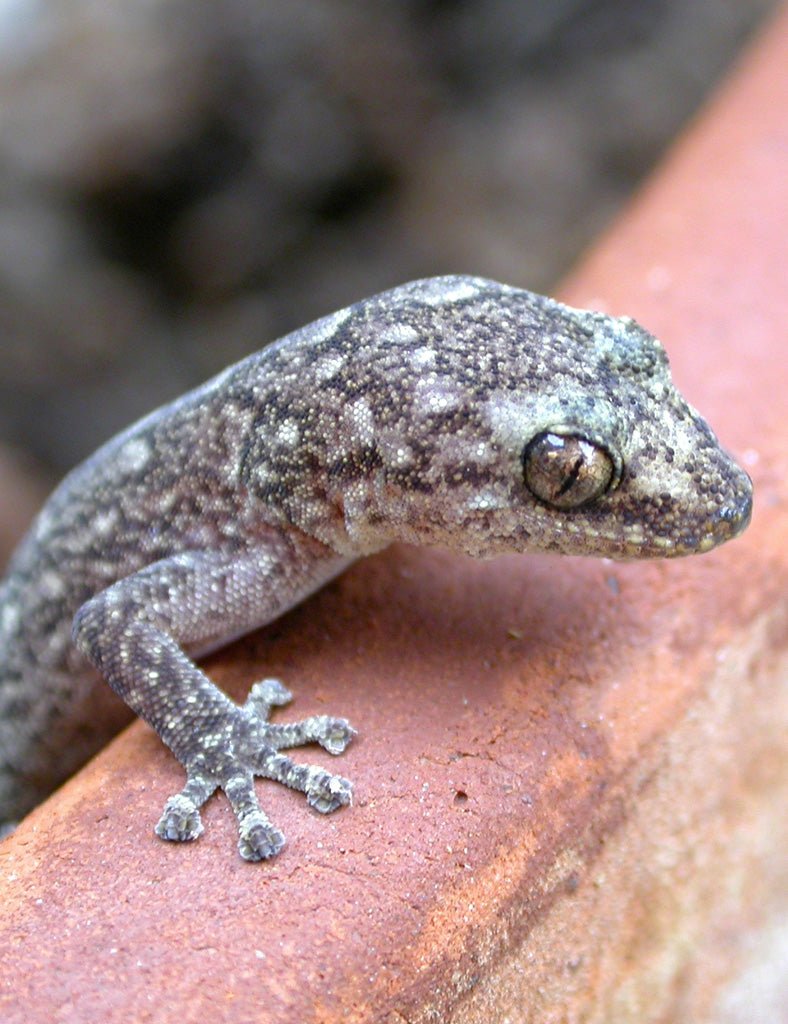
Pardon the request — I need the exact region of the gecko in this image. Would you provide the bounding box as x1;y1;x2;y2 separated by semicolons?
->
0;276;752;860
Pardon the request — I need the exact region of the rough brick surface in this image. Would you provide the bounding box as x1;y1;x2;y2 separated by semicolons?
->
1;8;787;1024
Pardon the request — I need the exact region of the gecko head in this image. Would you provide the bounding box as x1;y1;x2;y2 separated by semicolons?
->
480;307;753;560
498;397;753;561
366;278;752;561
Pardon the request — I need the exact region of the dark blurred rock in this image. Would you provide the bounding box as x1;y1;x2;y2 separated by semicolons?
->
0;0;776;475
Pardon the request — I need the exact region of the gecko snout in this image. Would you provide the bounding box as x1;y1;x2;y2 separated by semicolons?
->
701;467;753;550
719;477;753;534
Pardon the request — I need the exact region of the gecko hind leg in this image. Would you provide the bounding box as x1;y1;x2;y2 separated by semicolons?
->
155;678;355;861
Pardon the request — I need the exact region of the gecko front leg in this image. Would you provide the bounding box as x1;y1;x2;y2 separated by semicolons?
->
71;537;355;860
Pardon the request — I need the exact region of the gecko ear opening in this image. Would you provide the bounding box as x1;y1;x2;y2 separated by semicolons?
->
522;431;616;510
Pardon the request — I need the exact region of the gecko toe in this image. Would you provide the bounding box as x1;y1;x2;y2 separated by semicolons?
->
306;773;353;814
317;717;357;755
246;678;293;715
238;811;286;861
155;793;204;843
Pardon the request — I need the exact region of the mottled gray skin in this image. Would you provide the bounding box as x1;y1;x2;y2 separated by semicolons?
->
0;276;752;859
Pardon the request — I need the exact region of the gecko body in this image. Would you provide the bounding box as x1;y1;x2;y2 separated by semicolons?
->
0;276;752;858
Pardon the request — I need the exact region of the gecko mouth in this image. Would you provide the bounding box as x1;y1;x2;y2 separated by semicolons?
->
618;478;753;559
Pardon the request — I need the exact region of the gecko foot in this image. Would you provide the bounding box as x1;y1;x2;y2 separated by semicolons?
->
154;681;356;860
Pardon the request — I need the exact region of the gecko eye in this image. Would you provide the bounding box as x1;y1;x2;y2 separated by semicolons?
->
523;432;615;509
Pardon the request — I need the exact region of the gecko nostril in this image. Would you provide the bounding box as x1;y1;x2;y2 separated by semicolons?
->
717;487;752;535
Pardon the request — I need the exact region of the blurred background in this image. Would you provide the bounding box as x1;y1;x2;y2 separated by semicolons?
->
0;0;778;555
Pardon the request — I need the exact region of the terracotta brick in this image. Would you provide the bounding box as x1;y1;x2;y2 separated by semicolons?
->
1;9;786;1024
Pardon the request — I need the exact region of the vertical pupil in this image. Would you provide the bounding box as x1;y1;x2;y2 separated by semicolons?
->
523;431;614;508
